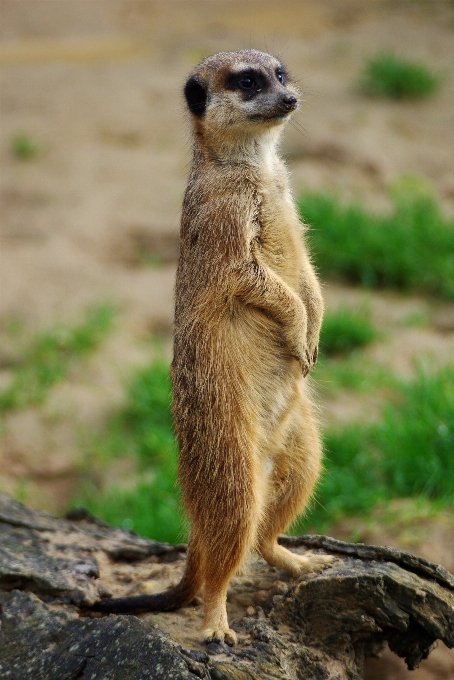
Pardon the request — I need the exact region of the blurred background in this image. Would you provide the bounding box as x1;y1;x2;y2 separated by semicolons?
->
1;1;454;675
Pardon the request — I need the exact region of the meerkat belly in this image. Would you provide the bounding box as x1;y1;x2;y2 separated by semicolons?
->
258;188;304;287
174;176;305;445
248;185;305;438
230;304;301;431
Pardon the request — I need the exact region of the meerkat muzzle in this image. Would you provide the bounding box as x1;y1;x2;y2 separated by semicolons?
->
280;95;298;111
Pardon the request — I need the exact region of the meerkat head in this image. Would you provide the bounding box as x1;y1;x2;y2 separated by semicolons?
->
184;49;298;143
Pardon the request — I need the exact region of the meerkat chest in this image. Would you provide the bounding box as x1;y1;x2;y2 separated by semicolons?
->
257;177;303;283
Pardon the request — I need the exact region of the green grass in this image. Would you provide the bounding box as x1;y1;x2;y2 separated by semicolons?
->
299;184;454;299
11;134;41;159
76;351;453;543
87;360;177;466
79;467;181;544
0;305;115;412
320;307;377;356
297;365;454;533
76;360;183;544
359;53;440;99
314;354;397;395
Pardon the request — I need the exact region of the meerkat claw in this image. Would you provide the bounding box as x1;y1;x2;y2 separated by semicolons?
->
301;354;311;376
203;628;238;646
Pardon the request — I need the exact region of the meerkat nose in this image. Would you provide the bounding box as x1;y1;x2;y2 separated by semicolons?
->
280;95;298;111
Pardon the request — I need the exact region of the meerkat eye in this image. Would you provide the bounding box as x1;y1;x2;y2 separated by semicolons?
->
239;77;255;89
226;70;266;95
276;70;286;85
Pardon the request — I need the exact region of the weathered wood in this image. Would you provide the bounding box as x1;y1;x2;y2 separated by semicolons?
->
279;533;454;590
0;494;453;680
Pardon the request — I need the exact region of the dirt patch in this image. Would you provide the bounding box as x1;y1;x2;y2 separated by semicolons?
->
109;227;179;268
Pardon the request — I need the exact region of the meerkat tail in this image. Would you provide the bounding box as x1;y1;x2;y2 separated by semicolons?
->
91;50;326;646
92;543;202;614
92;579;194;614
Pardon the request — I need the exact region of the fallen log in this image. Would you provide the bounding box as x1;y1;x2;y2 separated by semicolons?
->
0;493;452;679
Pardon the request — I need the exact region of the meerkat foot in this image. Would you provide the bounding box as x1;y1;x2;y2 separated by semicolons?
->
202;627;238;646
260;543;335;577
202;598;238;646
288;551;336;577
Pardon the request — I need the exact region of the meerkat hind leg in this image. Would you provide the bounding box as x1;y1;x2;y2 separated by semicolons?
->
196;448;260;645
258;479;335;577
257;409;335;576
201;530;252;645
201;503;260;645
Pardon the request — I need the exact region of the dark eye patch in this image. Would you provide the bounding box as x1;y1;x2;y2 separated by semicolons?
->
225;69;269;97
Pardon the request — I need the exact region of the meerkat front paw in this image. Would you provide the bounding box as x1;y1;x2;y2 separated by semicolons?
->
311;344;318;366
301;345;318;376
289;348;307;373
286;336;311;374
287;328;319;375
202;627;238;646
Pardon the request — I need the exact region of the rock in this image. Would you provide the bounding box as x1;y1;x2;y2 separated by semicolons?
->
0;493;453;679
0;591;198;679
0;495;185;607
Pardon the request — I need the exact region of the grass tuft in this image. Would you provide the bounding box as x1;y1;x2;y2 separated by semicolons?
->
80;470;181;544
359;53;440;99
76;360;183;544
299;184;454;299
298;365;454;533
320;308;377;356
0;305;115;412
314;354;397;395
11;134;41;159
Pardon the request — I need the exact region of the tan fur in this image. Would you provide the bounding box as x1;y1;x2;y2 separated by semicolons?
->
172;49;333;645
93;48;332;642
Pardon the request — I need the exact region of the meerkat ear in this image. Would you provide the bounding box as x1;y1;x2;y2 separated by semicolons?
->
184;77;208;117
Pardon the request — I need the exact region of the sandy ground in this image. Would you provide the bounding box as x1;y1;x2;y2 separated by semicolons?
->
1;3;454;676
1;0;454;496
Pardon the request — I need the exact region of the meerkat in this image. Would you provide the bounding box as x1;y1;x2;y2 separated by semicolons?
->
93;49;333;644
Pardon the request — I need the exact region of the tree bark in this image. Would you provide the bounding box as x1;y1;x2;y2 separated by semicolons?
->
0;493;453;680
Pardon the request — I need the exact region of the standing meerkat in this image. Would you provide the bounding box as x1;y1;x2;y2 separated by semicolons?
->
94;49;333;644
